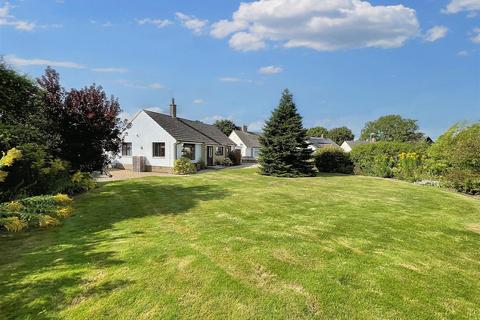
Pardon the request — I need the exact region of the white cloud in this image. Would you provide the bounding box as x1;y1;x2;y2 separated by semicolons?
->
210;0;420;52
444;0;480;14
201;115;231;124
229;32;266;51
175;12;208;35
210;19;246;38
149;83;165;90
92;67;128;73
145;107;164;113
102;21;113;27
258;65;283;74
423;26;448;42
5;54;131;73
0;2;36;31
116;79;165;90
137;18;172;28
248;120;265;132
193;99;204;104
472;27;480;43
5;54;86;68
457;50;470;56
219;77;254;83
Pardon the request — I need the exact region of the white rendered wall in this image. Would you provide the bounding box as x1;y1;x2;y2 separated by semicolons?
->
229;131;248;157
116;111;177;167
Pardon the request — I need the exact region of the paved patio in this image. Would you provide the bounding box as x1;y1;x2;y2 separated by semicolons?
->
96;169;174;182
97;164;257;182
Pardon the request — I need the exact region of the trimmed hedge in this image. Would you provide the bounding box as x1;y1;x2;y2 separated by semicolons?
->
314;147;353;174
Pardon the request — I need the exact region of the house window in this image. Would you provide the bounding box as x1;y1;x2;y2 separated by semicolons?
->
153;142;165;157
122;142;132;156
215;146;224;155
252;148;260;158
182;143;195;160
227;146;232;154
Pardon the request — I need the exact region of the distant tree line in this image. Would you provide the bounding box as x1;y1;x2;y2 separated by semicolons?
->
258;89;479;195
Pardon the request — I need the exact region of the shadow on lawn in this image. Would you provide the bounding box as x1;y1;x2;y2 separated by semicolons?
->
0;182;228;319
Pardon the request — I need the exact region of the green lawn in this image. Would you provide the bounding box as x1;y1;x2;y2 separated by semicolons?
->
1;168;480;319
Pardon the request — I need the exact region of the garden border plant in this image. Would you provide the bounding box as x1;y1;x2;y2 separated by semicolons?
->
0;193;73;232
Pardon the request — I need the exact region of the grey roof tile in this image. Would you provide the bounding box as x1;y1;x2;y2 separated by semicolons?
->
232;130;261;148
144;110;234;145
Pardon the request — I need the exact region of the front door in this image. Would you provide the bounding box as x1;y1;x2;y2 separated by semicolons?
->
207;146;214;166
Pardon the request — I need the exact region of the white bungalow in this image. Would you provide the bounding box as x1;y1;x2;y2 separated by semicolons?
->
229;126;261;161
115;99;235;173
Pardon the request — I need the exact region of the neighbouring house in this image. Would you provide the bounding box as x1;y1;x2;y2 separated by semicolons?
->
307;136;339;151
115;99;236;173
229;126;261;161
340;140;369;153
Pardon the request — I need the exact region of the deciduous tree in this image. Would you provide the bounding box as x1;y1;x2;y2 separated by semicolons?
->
360;115;424;142
306;126;328;138
214;119;237;136
38;67;128;172
327;126;354;145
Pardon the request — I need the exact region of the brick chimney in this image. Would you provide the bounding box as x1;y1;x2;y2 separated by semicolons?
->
170;98;177;118
242;125;248;132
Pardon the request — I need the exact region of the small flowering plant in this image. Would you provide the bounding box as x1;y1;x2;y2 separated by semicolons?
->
0;194;73;232
0;148;22;183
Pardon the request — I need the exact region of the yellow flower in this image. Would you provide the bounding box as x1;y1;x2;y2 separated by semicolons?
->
56;206;73;218
53;193;72;204
0;171;7;183
0;148;22;168
38;215;59;228
0;217;27;232
4;201;23;212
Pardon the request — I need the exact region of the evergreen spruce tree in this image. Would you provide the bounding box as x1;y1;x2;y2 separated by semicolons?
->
259;89;314;177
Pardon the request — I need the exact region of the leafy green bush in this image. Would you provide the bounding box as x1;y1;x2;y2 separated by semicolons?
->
350;141;428;177
314;147;353;174
0;194;73;232
0;148;22;182
51;171;96;195
393;152;424;182
0;144;72;202
221;157;233;166
425;123;480;195
174;157;196;175
443;169;480;195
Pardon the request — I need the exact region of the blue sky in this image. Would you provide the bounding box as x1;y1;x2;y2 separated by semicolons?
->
1;0;479;138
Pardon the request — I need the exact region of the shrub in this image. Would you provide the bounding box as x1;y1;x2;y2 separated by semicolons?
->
350;141;428;177
221;157;233;166
443;169;480;195
0;144;73;202
425;123;480;195
0;194;73;232
228;150;241;165
174;157;196;175
393;152;423;182
314;147;353;174
52;171;96;195
196;160;206;171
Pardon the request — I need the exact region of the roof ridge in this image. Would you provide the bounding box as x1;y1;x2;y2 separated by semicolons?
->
177;118;222;145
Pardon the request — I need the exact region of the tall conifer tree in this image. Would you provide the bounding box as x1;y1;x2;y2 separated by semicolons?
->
259;89;314;177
